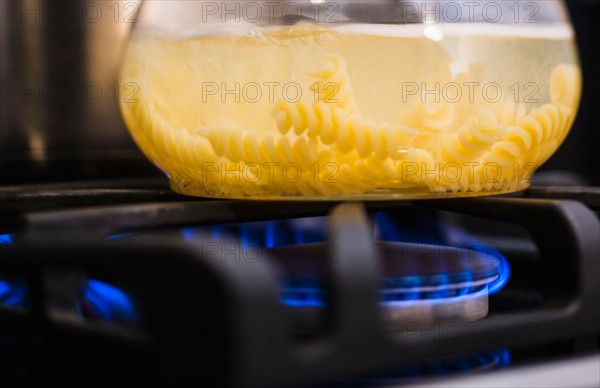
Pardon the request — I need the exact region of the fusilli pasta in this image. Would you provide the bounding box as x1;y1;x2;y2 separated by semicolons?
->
123;51;580;198
440;108;506;162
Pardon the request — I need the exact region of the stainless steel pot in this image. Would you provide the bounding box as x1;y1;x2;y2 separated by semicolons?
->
0;0;156;182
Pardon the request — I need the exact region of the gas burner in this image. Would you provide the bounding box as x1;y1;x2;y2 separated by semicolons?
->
274;242;509;329
0;184;598;387
179;214;510;327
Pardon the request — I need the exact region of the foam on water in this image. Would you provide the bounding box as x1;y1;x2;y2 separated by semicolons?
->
133;22;574;40
333;22;574;40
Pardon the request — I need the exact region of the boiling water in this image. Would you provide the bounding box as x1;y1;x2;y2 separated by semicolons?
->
120;23;580;199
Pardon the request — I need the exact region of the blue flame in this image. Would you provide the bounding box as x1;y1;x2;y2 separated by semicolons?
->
179;212;511;307
281;276;492;308
281;260;508;307
181;228;196;241
0;234;14;244
279;288;324;308
374;212;444;245
265;222;277;248
1;233;137;320
105;233;136;240
78;279;138;324
1;276;138;323
0;279;27;308
290;218;327;244
486;250;511;295
458;270;473;296
374;211;511;296
132;210;514;310
211;226;224;240
182;218;326;248
443;242;510;296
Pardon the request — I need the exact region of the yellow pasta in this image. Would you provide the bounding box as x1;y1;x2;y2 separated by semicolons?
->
440;108;506;162
272;102;416;158
197;127;320;169
465;104;571;192
402;99;456;134
551;64;581;109
499;100;528;127
122;49;580;198
427;64;580;193
309;53;358;114
522;104;571;166
272;53;357;138
271;54;417;160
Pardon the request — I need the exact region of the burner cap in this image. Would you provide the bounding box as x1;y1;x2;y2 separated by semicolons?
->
272;242;510;327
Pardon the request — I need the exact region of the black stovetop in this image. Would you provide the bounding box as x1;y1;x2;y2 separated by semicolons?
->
1;180;599;387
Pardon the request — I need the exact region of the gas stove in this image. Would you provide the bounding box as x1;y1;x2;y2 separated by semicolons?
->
0;180;599;387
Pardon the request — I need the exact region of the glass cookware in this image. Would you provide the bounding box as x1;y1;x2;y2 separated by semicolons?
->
120;0;581;199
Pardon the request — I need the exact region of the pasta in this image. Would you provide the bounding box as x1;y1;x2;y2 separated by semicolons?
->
440;108;506;162
122;51;580;198
401;99;456;134
271;53;417;159
309;53;358;114
466;103;572;192
272;53;357;137
427;64;580;193
499;100;527;127
197;127;319;169
272;102;417;158
551;64;581;109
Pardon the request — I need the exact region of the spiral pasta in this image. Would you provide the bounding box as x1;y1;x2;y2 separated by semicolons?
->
426;63;580;193
402;99;456;134
131;99;219;171
272;99;336;137
550;63;581;145
493;64;577;170
125;97;257;197
272;53;357;135
392;148;471;193
197;126;320;169
309;52;358;114
551;64;581;109
521;103;571;166
331;117;417;159
122;48;580;198
439;108;506;162
272;101;417;158
464;103;571;192
272;52;416;159
499;100;527;127
319;155;413;196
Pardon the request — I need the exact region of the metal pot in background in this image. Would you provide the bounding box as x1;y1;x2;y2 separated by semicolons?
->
0;0;158;183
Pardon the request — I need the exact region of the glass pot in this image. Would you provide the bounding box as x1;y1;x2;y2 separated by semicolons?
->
119;0;581;200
